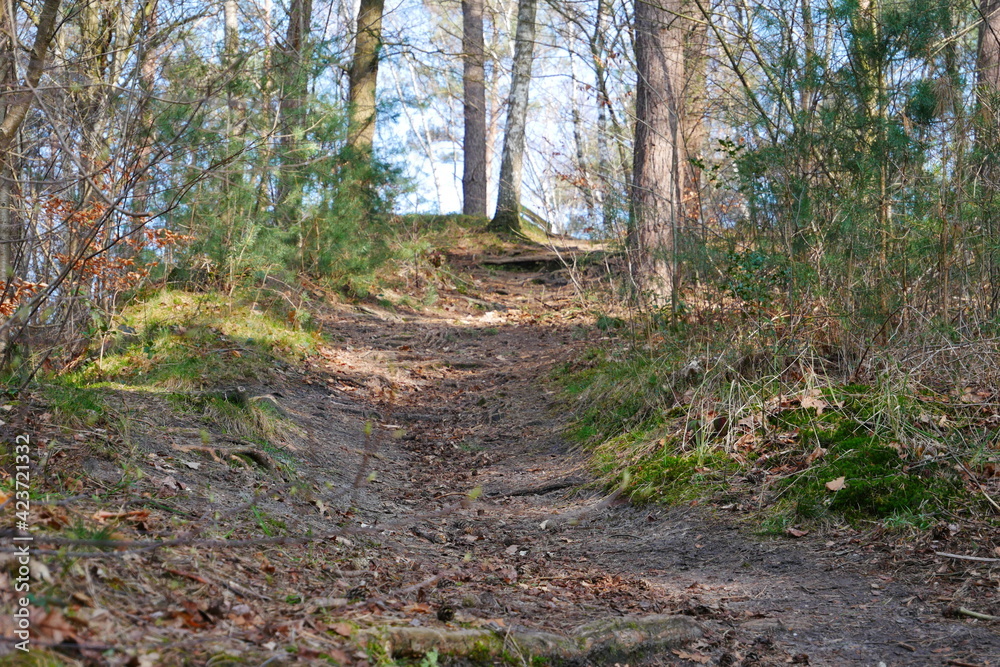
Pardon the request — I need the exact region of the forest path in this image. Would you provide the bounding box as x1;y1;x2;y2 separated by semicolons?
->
8;244;998;667
303;247;999;667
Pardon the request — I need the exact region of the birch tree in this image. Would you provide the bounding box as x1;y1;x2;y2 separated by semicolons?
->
489;0;538;233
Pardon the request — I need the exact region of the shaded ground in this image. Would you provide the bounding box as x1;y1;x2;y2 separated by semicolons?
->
2;243;998;666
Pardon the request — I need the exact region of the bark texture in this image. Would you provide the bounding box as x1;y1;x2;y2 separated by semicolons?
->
980;0;1000;98
631;0;684;302
462;0;487;217
276;0;312;225
489;0;538;234
0;0;61;279
347;0;385;155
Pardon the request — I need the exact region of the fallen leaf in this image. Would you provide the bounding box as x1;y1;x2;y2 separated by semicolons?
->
160;475;185;491
672;649;710;664
825;476;846;491
786;527;808;538
799;389;829;415
92;509;150;524
331;622;353;637
804;447;827;464
182;461;201;470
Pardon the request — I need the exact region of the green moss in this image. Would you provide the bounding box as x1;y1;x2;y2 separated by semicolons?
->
555;320;986;530
786;436;964;522
79;289;321;390
0;650;74;666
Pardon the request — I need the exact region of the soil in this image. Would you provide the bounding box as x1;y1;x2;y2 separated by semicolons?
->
2;244;998;666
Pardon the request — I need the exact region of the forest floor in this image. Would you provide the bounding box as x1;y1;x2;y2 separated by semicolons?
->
2;238;999;666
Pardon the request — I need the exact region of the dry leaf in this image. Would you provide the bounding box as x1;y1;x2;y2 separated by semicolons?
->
804;447;827;464
786;527;808;538
331;622;353;637
799;389;829;415
160;475;185;491
672;649;710;664
825;476;846;492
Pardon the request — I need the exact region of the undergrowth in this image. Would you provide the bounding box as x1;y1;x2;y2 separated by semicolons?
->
31;287;320;471
558;303;1000;533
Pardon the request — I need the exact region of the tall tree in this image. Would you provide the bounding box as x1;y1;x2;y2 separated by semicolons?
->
347;0;385;154
681;13;707;230
462;0;488;216
489;0;538;234
979;0;1000;110
630;0;684;303
978;0;1000;306
0;0;61;280
224;0;245;137
276;0;312;226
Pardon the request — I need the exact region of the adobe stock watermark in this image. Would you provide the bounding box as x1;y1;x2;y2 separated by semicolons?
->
10;433;33;652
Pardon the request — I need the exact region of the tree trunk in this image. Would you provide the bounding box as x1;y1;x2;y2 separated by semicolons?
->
0;0;19;281
224;0;246;137
131;0;161;223
979;0;1000;99
462;0;487;217
276;0;312;227
979;0;1000;309
569;56;596;217
0;0;61;281
489;0;538;234
631;0;684;304
347;0;385;155
681;11;706;235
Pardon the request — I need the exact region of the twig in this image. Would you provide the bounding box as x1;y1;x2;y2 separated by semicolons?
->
163;565;271;600
163;567;210;585
957;607;1000;622
935;552;1000;563
951;456;1000;513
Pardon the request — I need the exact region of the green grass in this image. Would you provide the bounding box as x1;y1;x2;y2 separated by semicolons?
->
33;288;316;473
79;289;321;390
556;325;986;530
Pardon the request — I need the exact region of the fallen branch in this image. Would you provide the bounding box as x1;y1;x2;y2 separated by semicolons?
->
957;607;1000;622
935;552;1000;563
162;566;270;600
497;478;585;497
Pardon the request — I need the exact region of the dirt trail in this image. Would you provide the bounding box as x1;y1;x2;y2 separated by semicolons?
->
304;252;999;666
5;248;998;666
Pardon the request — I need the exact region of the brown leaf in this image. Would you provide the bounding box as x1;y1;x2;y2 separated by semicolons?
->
331;622;353;637
786;527;808;538
92;509;150;524
825;476;846;491
799;389;829;415
672;649;710;664
804;447;827;464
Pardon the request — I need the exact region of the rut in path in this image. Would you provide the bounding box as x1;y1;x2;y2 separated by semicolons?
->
308;257;999;667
